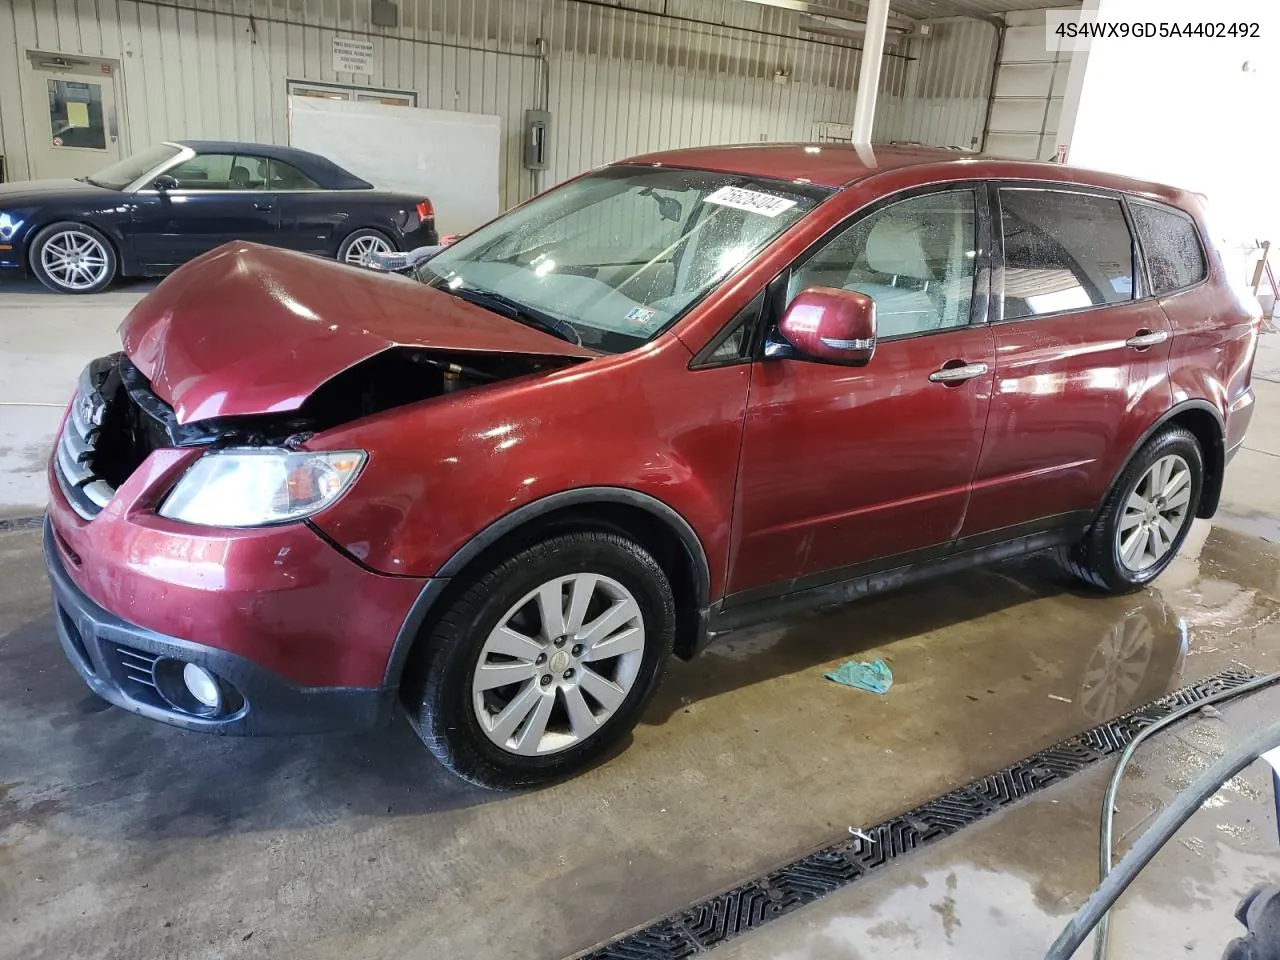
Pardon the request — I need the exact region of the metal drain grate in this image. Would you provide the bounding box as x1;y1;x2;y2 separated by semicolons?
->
577;667;1257;959
0;514;45;534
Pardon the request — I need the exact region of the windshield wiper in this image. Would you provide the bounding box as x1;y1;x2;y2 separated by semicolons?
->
444;285;582;346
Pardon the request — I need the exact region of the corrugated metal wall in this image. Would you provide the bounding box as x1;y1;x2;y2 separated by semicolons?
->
0;0;997;204
984;9;1072;160
874;18;999;151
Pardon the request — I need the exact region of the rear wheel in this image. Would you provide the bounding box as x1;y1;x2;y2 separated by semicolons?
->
338;228;394;267
407;532;676;790
1061;425;1204;593
30;222;117;294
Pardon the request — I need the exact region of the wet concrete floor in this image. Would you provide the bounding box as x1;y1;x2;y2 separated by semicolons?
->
2;515;1279;960
706;686;1280;959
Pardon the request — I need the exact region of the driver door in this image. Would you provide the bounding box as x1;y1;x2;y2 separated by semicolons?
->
130;153;280;270
726;186;996;601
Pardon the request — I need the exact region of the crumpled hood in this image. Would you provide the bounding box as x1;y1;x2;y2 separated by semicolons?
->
121;243;597;423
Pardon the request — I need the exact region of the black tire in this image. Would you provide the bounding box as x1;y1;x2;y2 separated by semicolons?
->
1061;425;1204;594
336;228;395;266
29;221;118;294
407;532;676;790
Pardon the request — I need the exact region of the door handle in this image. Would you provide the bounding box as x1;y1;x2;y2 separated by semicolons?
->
254;201;274;211
1125;329;1170;349
929;362;989;384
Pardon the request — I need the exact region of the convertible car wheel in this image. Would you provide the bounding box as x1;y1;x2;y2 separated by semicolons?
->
30;222;117;294
339;229;394;267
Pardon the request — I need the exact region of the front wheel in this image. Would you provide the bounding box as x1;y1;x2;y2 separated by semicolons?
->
30;222;118;294
337;228;394;267
407;532;676;790
1061;425;1204;593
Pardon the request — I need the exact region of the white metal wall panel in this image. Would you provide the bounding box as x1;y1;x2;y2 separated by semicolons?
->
1;0;1002;204
985;8;1071;160
542;0;873;185
872;18;997;151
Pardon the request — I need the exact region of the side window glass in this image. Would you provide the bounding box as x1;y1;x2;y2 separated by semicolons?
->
787;190;977;339
230;156;268;190
1000;190;1134;319
268;159;319;190
1131;201;1206;295
164;154;236;189
699;292;764;366
165;155;269;190
708;321;747;362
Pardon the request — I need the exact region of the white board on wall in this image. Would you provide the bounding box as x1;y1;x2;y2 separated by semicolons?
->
288;96;501;235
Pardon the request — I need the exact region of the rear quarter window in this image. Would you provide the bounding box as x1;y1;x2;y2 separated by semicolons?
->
1130;201;1207;295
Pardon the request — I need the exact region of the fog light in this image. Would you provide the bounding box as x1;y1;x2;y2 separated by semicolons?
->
183;663;222;709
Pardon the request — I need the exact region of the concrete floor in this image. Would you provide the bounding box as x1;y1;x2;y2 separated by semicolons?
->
2;277;1280;960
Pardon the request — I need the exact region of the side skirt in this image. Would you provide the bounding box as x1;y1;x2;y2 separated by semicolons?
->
702;514;1091;645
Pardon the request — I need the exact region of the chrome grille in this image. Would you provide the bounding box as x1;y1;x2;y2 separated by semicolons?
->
54;365;117;519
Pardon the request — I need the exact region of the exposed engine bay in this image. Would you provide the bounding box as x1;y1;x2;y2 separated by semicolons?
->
86;348;579;489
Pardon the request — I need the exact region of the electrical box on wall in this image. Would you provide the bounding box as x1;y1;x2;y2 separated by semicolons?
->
370;0;398;27
524;110;550;171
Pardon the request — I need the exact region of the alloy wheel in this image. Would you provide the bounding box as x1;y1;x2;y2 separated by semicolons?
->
39;229;110;291
343;234;392;265
471;573;646;756
1116;453;1193;572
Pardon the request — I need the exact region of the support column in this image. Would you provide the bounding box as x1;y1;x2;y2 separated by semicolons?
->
850;0;891;143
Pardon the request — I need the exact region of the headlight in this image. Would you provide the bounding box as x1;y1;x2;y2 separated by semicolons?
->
158;448;366;527
0;212;24;242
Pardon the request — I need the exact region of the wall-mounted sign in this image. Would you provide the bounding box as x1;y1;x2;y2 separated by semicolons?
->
332;37;374;76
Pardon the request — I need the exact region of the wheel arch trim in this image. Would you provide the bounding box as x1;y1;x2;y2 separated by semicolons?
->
1101;399;1225;521
382;486;712;687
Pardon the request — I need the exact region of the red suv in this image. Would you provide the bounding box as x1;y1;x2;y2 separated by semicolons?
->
44;145;1261;789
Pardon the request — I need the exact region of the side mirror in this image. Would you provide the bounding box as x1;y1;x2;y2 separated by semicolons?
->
152;174;178;192
773;287;877;366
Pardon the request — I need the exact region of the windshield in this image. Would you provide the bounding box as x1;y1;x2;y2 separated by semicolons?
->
417;166;831;353
85;143;182;190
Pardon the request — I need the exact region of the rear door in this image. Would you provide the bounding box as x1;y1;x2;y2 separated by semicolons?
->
130;152;280;269
959;186;1173;543
727;186;996;600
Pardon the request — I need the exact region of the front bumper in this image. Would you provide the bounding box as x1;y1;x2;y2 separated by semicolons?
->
44;517;395;735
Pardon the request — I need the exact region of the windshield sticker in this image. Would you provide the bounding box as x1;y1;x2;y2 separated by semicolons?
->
704;186;798;218
625;306;658;325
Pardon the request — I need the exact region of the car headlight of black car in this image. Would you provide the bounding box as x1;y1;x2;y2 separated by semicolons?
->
0;212;25;242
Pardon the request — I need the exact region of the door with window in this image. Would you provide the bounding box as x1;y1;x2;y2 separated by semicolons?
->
959;187;1174;542
727;188;996;600
129;153;281;269
23;55;121;179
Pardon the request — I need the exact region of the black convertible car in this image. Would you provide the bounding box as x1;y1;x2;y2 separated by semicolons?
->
0;140;437;293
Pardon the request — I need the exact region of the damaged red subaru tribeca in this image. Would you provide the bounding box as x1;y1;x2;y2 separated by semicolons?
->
45;145;1260;789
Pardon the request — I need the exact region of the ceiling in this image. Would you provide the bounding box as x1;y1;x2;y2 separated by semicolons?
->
751;0;1082;26
884;0;1081;19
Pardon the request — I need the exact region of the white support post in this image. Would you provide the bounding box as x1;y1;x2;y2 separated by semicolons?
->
850;0;891;144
